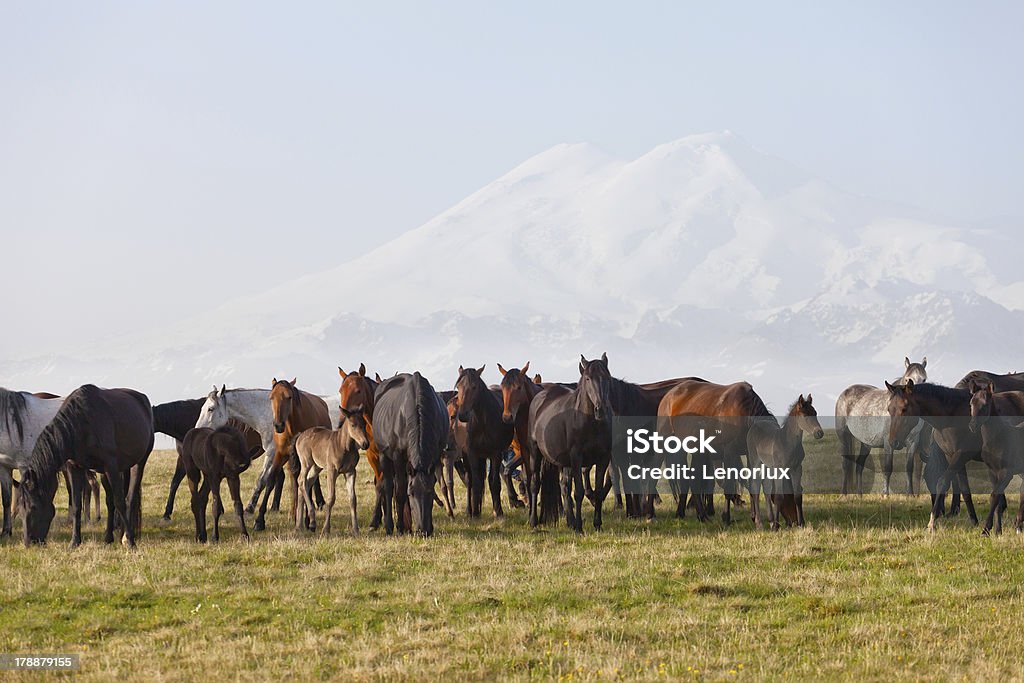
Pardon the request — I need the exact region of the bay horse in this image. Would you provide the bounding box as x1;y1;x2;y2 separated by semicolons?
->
658;378;771;524
372;372;449;536
19;385;153;547
338;365;385;528
528;353;614;533
294;407;370;535
498;362;543;520
441;394;466;517
154;398;274;521
454;365;515;517
607;375;705;520
746;394;824;529
835;357;929;496
884;380;1024;531
968;384;1024;535
180;426;260;542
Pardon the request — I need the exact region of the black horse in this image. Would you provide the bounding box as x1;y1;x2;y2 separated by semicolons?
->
453;365;515;517
528;353;614;533
372;373;449;536
180;426;260;542
153;398;277;520
19;385;154;547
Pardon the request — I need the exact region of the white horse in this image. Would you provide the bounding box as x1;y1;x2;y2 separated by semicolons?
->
194;385;342;529
835;357;929;495
0;388;64;536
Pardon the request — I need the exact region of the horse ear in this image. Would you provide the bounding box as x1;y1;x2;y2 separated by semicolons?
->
922;356;927;368
579;360;586;375
339;367;348;379
458;365;465;376
272;378;278;386
797;394;805;406
905;379;914;393
601;352;608;365
359;363;366;376
290;377;297;386
497;364;507;376
220;384;226;396
375;372;384;383
340;406;352;418
806;394;813;404
534;373;543;384
884;380;896;394
478;364;486;376
905;356;911;369
522;361;530;375
988;382;995;395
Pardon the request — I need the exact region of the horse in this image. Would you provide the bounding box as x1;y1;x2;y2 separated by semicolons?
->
968;384;1024;535
194;385;327;530
658;378;771;524
607;375;705;519
372;372;449;536
154;398;274;521
497;362;543;518
19;385;153;547
441;394;466;517
528;353;614;533
453;365;515;517
180;426;260;542
834;357;929;496
294;407;370;535
746;394;824;529
337;365;386;529
884;380;1024;531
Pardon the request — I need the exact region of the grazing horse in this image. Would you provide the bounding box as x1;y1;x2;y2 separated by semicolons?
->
338;365;385;529
294;407;370;535
746;395;824;529
835;357;930;496
19;385;153;547
154;398;272;521
607;375;705;519
372;372;449;536
453;365;515;517
658;379;771;524
180;426;260;542
529;353;614;532
968;384;1024;535
884;380;1024;531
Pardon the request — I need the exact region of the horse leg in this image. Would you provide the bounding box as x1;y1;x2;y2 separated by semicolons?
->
226;475;248;540
882;444;894;497
346;471;358;535
0;465;12;537
186;469;204;542
381;457;395;536
196;478;212;544
101;466;134;547
163;455;187;521
246;448;275;514
126;459;146;544
100;474;116;543
794;466;806;527
443;459;456;517
89;471;102;523
593;459;611;531
435;462;453;518
750;475;763;530
560;467;575;530
501;455;524;510
929;451;969;532
469;456;484;518
1016;478;1024;534
611;463;624;510
488;453;504;518
856;442;870;496
211;476;225;543
958;467;978;525
298;466;317;532
394;460;410;535
270;467;284;512
321;468;337;536
66;465;86;548
571;465;585;534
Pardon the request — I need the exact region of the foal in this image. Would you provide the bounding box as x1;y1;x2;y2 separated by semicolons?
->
746;394;824;530
180;426;259;542
294;408;370;535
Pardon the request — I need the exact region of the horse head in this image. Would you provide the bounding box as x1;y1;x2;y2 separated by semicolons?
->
968;381;995;434
902;356;928;385
792;394;824;440
270;378;298;434
497;361;531;424
339;364;376;420
339;406;371;451
579;352;612;422
884;379;919;450
195;384;229;429
19;469;57;546
454;365;487;423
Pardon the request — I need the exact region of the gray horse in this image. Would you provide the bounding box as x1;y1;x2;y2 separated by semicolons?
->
835;357;929;495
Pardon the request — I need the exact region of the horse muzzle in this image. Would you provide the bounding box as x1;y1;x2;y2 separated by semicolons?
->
502;411;515;425
273;422;286;434
814;429;824;440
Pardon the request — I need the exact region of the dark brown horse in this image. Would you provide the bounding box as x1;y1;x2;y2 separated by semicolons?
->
498;362;543;516
968;384;1024;535
658;379;771;524
528;353;614;532
454;365;515;517
19;385;154;547
253;378;331;530
180;426;260;542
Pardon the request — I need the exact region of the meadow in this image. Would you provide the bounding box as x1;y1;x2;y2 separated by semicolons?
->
1;446;1023;682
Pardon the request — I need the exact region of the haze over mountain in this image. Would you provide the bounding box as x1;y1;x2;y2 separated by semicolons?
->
4;132;1022;411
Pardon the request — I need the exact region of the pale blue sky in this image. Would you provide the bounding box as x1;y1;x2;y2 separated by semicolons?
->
2;2;1022;355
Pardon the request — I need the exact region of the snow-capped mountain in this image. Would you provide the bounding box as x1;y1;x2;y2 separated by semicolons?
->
4;132;1022;412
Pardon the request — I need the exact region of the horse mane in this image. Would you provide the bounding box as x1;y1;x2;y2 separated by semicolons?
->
413;372;430;470
0;387;28;443
27;385;99;480
905;382;969;402
745;387;773;420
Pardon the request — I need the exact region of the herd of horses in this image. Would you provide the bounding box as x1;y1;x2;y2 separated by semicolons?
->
2;354;1024;548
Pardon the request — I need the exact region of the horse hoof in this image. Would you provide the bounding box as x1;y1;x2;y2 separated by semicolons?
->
244;505;256;515
253;520;265;532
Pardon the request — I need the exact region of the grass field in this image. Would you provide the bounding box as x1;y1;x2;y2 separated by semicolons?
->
2;447;1024;682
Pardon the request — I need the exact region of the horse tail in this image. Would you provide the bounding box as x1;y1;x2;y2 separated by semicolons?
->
538;459;560;525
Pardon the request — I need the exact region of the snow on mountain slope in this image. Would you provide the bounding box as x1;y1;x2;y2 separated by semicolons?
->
3;132;1023;409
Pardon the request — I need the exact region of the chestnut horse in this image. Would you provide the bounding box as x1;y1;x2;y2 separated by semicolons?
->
658;379;772;524
498;362;542;518
257;378;332;530
338;365;385;528
528;354;614;532
454;365;515;517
